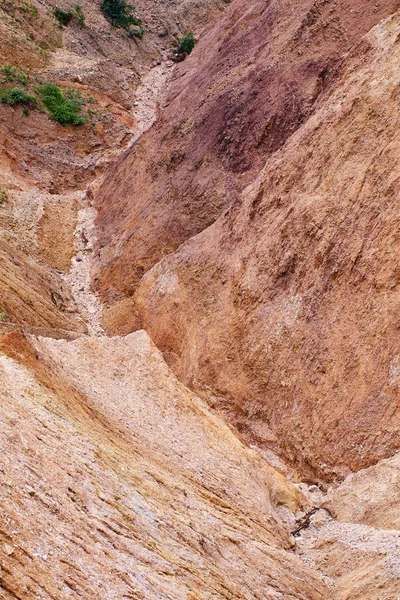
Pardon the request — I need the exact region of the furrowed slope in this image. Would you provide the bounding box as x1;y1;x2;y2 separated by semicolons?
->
0;330;328;600
0;0;226;334
93;0;400;314
136;12;400;481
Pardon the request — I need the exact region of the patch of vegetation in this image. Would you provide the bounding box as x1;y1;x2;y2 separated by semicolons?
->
73;4;85;26
37;83;87;125
53;4;85;27
1;64;29;85
53;7;74;26
0;186;8;205
0;87;36;107
0;63;91;126
1;64;16;81
19;0;38;16
0;306;10;323
100;0;143;37
175;31;195;57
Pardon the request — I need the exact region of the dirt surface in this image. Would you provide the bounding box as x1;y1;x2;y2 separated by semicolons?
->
93;0;400;304
0;330;330;600
0;0;226;332
135;9;400;481
1;0;400;597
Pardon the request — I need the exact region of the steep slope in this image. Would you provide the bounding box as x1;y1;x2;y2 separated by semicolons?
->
135;11;400;481
0;0;227;334
0;330;329;599
93;0;400;311
0;239;85;334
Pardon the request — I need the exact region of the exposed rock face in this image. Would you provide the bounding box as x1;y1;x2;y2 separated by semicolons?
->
0;330;329;599
135;12;400;481
296;509;400;599
1;0;400;597
94;0;400;304
0;0;226;335
327;452;400;530
0;239;85;333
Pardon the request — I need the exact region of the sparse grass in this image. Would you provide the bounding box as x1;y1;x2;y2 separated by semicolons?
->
100;0;143;37
0;186;8;204
74;4;85;26
1;64;16;81
0;306;10;323
0;87;36;106
1;64;29;85
37;82;87;125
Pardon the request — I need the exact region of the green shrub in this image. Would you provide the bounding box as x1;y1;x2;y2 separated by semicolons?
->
1;87;36;107
175;31;195;56
100;0;143;33
53;7;74;26
37;83;87;125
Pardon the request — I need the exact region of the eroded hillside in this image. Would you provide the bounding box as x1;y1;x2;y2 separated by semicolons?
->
0;0;226;333
1;0;400;598
93;0;400;311
135;8;400;482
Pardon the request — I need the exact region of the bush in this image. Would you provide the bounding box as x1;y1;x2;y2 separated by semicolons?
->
37;83;87;125
100;0;143;34
1;88;36;107
53;7;74;26
175;31;195;56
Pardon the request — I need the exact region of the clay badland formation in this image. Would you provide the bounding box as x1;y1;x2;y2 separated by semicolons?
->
1;0;400;598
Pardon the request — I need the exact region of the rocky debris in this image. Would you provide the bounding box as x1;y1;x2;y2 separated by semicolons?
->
63;200;104;336
327;452;400;530
295;508;400;599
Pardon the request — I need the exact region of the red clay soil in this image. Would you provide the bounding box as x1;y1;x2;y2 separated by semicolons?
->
94;0;400;305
